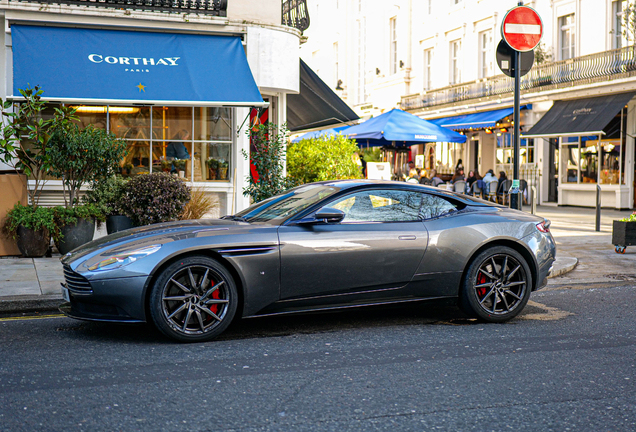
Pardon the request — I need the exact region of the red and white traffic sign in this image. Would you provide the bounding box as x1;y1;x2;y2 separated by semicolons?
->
501;6;543;52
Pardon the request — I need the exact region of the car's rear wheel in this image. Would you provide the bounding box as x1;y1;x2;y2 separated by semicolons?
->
460;246;532;323
149;256;237;342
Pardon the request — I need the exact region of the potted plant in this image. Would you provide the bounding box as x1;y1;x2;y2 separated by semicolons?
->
121;162;134;177
119;173;191;226
612;211;636;254
0;86;77;257
217;159;229;180
47;123;127;254
160;159;171;173
206;158;219;180
3;204;56;257
83;176;133;234
174;159;187;177
52;204;105;254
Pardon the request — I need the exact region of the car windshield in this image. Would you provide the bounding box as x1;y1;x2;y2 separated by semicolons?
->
233;184;341;223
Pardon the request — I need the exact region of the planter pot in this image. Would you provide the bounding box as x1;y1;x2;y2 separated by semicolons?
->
16;225;50;258
218;167;228;180
106;215;135;235
612;220;636;253
56;218;95;255
208;168;217;180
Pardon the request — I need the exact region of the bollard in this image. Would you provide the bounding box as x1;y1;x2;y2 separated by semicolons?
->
508;179;522;210
531;186;537;215
596;185;601;232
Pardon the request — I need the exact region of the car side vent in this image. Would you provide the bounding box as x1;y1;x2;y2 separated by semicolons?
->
63;264;93;293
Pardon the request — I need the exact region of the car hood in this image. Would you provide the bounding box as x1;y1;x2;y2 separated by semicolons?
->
61;219;247;264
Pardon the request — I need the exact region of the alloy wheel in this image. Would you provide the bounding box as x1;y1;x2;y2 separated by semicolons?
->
160;265;231;335
474;253;527;315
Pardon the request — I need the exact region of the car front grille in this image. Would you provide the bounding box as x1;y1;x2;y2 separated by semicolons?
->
63;264;93;293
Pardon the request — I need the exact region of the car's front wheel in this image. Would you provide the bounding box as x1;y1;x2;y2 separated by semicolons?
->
149;256;238;342
460;246;532;323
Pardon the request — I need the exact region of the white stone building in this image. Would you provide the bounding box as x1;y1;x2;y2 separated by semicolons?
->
302;0;636;209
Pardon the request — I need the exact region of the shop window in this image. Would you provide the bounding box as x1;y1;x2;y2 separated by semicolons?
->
108;106;150;139
561;139;580;184
194;142;232;182
579;141;598;184
600;141;621;184
194;107;232;141
70;105;107;130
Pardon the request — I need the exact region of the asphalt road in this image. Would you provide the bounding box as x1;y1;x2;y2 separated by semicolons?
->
1;285;635;432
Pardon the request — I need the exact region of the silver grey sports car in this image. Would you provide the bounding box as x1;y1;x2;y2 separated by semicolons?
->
60;180;556;342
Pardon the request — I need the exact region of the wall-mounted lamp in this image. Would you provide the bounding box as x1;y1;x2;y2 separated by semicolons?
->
335;79;344;90
399;60;404;68
485;128;493;134
376;67;381;75
500;128;508;133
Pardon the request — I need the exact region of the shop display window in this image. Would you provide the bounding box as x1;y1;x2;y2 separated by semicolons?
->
108;106;150;139
560;140;580;184
579;141;598;184
194;142;232;182
600;141;622;185
69;105;108;130
194;107;232;141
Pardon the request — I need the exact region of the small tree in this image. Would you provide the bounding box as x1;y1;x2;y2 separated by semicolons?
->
0;86;77;208
286;134;363;185
618;1;636;47
47;125;127;208
534;42;553;65
242;122;295;203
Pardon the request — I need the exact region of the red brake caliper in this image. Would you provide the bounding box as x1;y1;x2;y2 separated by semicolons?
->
477;273;487;298
208;281;221;315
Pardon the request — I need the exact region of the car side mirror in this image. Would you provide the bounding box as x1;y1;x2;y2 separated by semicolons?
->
314;207;345;223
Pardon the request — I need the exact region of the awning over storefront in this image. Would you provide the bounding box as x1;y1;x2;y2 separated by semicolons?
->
287;60;359;131
11;25;265;106
428;105;530;130
524;93;635;138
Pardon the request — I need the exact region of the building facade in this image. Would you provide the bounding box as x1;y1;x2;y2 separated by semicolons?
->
0;0;305;215
302;0;636;209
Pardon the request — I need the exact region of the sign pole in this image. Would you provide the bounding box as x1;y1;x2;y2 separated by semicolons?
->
509;45;522;210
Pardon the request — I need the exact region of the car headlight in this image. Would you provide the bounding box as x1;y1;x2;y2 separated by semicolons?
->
87;245;162;271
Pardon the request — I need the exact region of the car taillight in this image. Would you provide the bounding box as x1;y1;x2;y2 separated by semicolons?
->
536;219;551;233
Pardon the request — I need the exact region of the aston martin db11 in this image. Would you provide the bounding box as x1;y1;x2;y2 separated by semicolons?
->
60;180;556;342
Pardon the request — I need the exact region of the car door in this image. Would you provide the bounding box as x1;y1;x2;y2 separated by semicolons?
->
277;188;429;300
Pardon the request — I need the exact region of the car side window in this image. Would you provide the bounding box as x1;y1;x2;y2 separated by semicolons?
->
329;189;423;222
420;194;459;219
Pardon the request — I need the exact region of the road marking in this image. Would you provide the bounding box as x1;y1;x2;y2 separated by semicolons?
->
519;300;572;321
0;314;65;322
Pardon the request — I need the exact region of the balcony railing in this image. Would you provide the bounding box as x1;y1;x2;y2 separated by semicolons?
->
282;0;309;32
402;45;636;111
7;0;228;16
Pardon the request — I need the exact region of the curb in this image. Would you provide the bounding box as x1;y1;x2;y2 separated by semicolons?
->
547;257;578;279
0;294;64;315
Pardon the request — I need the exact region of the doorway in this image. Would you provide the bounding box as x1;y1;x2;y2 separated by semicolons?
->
548;138;558;202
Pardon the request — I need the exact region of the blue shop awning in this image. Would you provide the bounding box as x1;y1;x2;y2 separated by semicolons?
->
11;25;265;106
429;106;530;130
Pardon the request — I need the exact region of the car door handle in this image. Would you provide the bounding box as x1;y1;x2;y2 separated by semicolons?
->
398;235;417;240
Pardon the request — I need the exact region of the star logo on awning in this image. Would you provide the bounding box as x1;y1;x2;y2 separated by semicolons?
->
137;83;146;92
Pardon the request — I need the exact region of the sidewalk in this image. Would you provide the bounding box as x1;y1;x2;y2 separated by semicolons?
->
0;204;634;314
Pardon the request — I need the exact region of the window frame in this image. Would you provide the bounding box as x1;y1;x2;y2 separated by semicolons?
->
558;13;576;60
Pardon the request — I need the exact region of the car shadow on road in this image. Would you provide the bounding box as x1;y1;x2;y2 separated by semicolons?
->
53;298;484;344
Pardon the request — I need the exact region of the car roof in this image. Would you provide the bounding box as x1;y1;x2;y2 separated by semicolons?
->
310;179;503;207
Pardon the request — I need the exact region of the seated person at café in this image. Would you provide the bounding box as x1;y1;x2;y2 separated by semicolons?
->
451;168;465;183
429;169;445;187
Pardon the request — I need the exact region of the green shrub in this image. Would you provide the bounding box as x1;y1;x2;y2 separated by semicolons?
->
83;176;129;217
52;204;105;240
287;134;362;185
242;122;296;203
120;173;191;226
620;212;636;222
2;204;56;239
48;124;127;208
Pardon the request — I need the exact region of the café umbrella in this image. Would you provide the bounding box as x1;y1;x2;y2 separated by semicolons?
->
341;108;467;146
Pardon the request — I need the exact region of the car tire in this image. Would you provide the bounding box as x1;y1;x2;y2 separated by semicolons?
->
459;246;532;323
149;256;238;342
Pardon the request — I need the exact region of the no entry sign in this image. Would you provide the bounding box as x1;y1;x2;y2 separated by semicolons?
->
501;6;543;52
